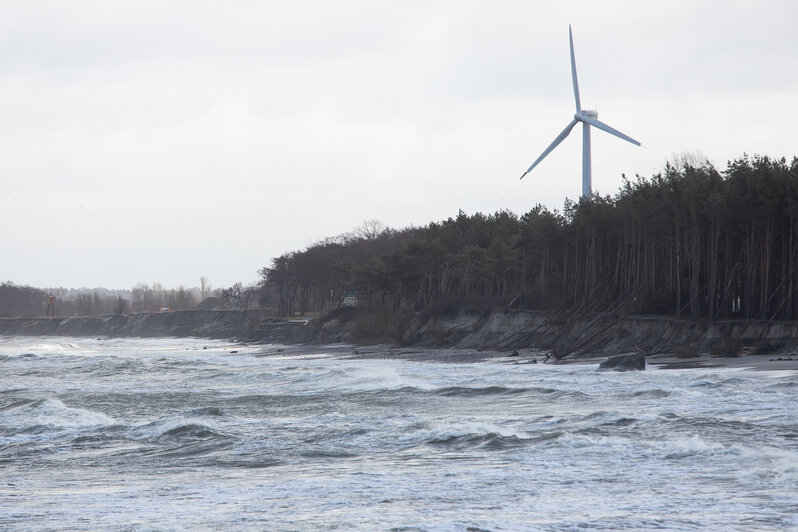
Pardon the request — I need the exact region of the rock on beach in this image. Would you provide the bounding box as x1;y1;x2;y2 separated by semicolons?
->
598;353;646;371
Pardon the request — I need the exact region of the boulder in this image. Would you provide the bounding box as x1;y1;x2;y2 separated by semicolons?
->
598;353;646;371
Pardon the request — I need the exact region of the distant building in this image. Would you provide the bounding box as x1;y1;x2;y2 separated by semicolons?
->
342;291;358;307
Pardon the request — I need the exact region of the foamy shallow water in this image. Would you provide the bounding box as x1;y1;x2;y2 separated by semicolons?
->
1;336;797;531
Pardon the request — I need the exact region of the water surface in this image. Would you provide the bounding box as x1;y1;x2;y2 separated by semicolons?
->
1;337;797;530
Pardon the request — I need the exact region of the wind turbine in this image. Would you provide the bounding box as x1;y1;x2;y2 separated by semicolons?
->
521;25;641;198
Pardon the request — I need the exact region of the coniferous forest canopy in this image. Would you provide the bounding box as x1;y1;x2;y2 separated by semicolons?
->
261;155;798;321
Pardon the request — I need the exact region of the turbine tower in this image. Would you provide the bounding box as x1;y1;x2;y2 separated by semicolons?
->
521;25;641;198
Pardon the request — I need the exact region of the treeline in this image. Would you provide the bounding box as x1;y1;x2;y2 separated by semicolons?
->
260;154;798;321
0;283;48;318
0;282;204;318
129;283;200;313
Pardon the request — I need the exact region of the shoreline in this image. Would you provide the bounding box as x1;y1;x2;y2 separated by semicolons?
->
4;307;798;375
254;342;798;374
3;332;797;375
342;345;798;374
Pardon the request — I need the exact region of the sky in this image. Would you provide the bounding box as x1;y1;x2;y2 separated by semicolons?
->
2;0;797;290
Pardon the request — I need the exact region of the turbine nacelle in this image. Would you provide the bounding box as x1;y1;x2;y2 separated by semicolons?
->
520;26;641;198
577;109;598;121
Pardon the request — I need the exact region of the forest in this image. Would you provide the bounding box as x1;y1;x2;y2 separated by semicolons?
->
260;155;798;321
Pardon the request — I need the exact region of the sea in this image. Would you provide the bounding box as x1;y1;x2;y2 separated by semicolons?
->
1;336;797;531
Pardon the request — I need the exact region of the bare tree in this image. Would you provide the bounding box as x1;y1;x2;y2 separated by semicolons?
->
75;293;94;316
667;151;712;171
200;276;212;299
112;296;127;315
165;286;198;310
352;219;387;240
222;282;244;309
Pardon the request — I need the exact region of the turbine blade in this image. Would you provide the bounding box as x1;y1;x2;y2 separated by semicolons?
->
580;115;641;146
569;25;581;113
521;119;579;179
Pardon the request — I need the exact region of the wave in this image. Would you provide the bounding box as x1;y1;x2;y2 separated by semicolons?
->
417;425;626;450
550;430;774;463
600;416;639;427
388;385;589;400
0;398;116;434
161;423;225;439
16;341;83;354
300;449;361;459
186;406;225;417
655;434;732;460
0;397;40;412
630;389;671;399
657;414;761;438
764;380;798;390
145;438;235;460
0;388;28;395
70;433;122;445
433;385;528;397
748;447;798;483
427;432;525;450
131;421;228;442
529;430;568;443
401;421;533;452
0;352;42;362
68;358;148;378
209;457;283;469
128;412;231;442
686;376;748;389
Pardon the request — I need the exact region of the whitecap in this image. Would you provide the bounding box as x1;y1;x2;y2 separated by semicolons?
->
1;398;116;432
656;434;728;459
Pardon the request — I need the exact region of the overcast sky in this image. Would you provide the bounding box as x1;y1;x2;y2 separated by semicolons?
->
2;1;797;290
